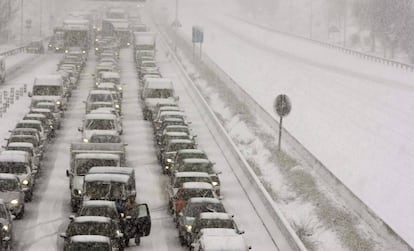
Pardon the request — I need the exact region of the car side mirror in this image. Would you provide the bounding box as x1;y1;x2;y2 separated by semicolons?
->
66;170;70;177
10;215;16;221
216;171;222;175
238;230;245;235
59;233;68;239
218;195;224;200
69;215;75;221
78;127;83;132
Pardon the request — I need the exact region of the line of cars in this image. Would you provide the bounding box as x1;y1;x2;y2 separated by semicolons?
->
0;45;84;250
136;25;251;251
60;33;151;251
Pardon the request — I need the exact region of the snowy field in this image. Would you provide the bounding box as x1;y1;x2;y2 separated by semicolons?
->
151;0;414;247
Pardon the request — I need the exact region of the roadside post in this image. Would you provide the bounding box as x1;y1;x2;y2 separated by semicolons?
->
273;94;292;151
192;26;204;60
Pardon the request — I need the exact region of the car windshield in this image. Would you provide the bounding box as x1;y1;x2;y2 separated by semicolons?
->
85;182;125;201
89;94;113;102
178;153;207;162
75;159;118;176
167;143;195;152
174;177;211;188
146;89;173;99
177;189;214;201
9;137;38;146
102;78;119;85
142;62;156;67
69;242;110;251
0;179;18;192
67;222;112;237
79;206;118;219
184;203;226;217
89;135;121;143
33;86;62;96
85;119;115;130
181;163;213;174
0;163;27;174
166;127;189;134
197;219;234;230
16;123;41;131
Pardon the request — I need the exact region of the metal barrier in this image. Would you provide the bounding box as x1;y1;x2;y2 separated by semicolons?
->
229;15;414;72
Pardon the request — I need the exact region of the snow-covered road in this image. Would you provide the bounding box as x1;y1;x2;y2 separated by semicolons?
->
154;0;414;246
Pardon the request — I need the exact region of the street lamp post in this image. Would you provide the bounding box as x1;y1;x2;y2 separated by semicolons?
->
171;0;181;28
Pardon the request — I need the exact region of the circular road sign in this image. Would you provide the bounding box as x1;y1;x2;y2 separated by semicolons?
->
274;94;292;117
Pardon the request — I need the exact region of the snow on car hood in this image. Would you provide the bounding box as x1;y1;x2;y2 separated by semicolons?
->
144;98;175;111
84;130;118;141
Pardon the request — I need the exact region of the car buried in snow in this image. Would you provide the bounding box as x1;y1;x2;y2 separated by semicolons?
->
78;113;122;143
159;139;197;174
5;142;40;171
0;199;14;250
28;75;68;112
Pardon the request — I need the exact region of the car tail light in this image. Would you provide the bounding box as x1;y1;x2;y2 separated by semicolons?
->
175;200;186;214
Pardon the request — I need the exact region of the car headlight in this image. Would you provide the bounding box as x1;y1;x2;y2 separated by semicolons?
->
56;47;59;50
10;199;18;205
95;47;99;51
118;86;122;90
120;213;125;218
212;181;218;186
95;38;98;42
22;180;29;185
56;100;61;105
166;158;172;163
115;104;120;108
82;50;86;54
83;138;89;143
185;224;192;232
165;166;169;170
48;44;52;47
74;189;82;195
2;225;8;232
65;50;68;53
127;42;130;46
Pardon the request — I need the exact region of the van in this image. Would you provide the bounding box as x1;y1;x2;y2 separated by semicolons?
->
0;56;5;83
142;78;179;120
29;75;67;111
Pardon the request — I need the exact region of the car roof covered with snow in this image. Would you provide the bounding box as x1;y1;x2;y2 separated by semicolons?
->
0;150;30;162
199;212;232;220
88;166;134;176
88;89;113;95
0;173;19;180
97;82;117;88
72;216;111;224
199;228;248;251
30;108;52;113
175;172;210;178
17;119;42;125
84;173;129;183
188;197;221;204
75;153;119;160
100;72;120;78
34;75;63;86
7;142;34;148
181;182;213;190
176;149;205;155
182;158;211;165
145;78;173;89
81;200;116;208
84;113;116;120
70;235;111;244
168;139;194;145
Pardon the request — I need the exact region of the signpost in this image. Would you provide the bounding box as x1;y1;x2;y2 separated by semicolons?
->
192;26;204;59
273;94;292;151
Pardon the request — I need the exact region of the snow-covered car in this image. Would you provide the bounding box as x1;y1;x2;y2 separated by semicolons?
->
167;172;213;213
155;118;189;140
15;119;47;144
79;113;122;143
138;60;159;78
84;90;116;114
177;198;225;246
172;149;208;172
172;182;215;218
88;167;136;192
0;174;25;219
90;108;123;129
188;212;242;246
32;101;63;125
5;142;40;171
6;134;43;160
160;139;197;174
29;108;60;130
175;158;221;195
64;235;113;251
152;105;181;123
23;113;54;139
98;72;122;93
157;125;193;144
59;216;124;251
153;111;187;131
0;151;36;201
0;199;14;249
191;228;251;251
141;78;179;120
89;131;122;143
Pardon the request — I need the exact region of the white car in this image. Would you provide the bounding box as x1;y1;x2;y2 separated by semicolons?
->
191;228;251;251
78;113;122;143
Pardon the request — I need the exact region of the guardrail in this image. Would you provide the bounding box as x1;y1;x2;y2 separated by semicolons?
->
0;37;51;57
229;15;414;72
156;24;309;251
